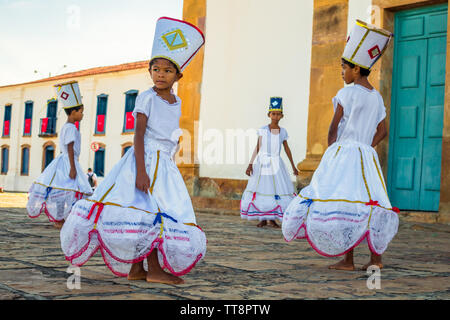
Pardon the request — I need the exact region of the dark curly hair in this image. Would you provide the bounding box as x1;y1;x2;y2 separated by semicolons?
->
149;58;180;74
64;105;82;116
341;58;371;77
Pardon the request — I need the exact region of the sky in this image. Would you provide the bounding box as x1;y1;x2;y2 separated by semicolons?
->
0;0;183;86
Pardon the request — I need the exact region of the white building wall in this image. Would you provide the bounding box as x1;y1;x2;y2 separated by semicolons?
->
0;87;24;191
198;0;314;181
0;68;155;192
348;0;374;33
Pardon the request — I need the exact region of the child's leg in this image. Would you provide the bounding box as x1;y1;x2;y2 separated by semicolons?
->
257;220;267;227
53;220;65;229
328;249;355;271
268;220;280;228
361;253;383;270
146;249;184;284
127;260;147;280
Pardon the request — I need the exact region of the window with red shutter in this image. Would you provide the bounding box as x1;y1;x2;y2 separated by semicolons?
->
2;105;11;137
95;94;108;134
23;101;33;136
123;90;138;133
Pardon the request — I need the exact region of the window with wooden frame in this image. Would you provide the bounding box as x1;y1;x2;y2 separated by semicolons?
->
1;145;9;174
94;143;106;177
121;142;133;157
39;99;57;137
42;141;55;172
20;145;31;176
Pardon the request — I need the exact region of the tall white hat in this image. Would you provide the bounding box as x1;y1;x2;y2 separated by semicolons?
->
150;17;205;72
343;20;393;70
54;80;83;109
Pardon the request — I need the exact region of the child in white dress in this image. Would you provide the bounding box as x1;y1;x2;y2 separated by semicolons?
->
60;17;206;284
241;97;298;228
282;20;399;270
27;81;93;229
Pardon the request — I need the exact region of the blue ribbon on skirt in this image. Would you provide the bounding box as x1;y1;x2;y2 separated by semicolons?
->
153;211;178;226
44;187;53;201
300;198;313;207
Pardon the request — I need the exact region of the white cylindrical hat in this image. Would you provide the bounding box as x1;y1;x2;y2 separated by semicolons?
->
54;80;83;109
150;17;205;72
343;20;393;70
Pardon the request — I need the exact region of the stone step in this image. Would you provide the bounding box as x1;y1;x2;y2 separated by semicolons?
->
191;196;240;215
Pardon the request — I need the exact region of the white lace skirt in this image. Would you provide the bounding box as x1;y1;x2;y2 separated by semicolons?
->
282;140;399;256
27;154;93;222
60;146;206;277
240;154;296;221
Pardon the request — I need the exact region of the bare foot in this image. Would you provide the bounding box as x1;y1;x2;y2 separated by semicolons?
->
328;259;355;271
53;221;64;229
257;220;267;228
361;262;383;271
127;263;147;281
146;269;185;285
268;220;280;228
361;253;383;270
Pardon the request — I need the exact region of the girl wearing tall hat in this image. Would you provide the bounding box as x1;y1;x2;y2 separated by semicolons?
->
27;81;93;229
60;17;206;285
282;20;399;271
240;97;298;228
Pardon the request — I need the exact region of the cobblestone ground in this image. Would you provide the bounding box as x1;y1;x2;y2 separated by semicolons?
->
0;193;449;300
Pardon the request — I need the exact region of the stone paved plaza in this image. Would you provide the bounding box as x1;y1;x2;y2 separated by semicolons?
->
0;193;449;300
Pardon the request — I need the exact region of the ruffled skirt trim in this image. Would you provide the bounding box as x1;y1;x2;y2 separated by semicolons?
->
61;147;206;277
61;198;206;277
282;195;399;256
282;141;399;256
27;154;92;222
27;182;89;222
240;192;296;221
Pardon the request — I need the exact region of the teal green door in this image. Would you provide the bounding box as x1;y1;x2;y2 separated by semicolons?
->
388;4;447;211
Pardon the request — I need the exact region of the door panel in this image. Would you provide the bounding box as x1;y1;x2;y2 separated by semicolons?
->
390;39;427;210
420;35;446;210
388;4;447;211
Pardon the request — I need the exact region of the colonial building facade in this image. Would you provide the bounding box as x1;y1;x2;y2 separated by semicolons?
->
1;0;449;223
0;62;153;191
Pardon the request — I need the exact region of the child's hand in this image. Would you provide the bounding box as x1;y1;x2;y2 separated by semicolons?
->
69;167;77;180
293;167;299;176
136;171;151;193
246;164;253;176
